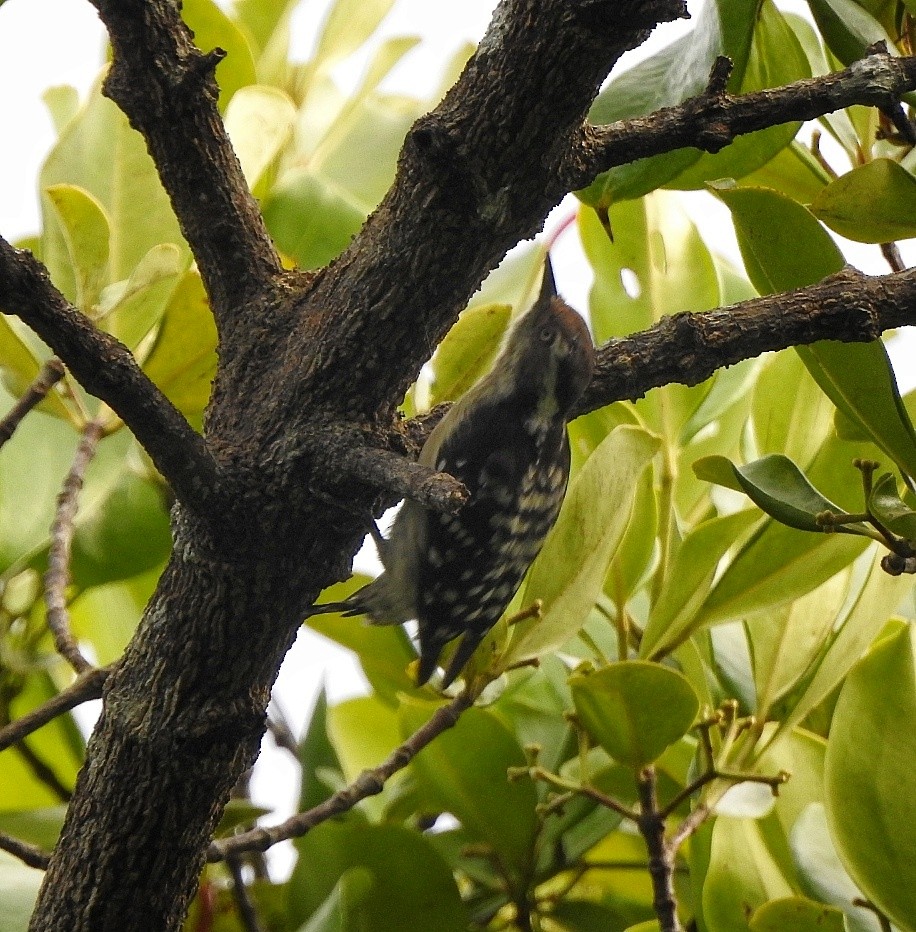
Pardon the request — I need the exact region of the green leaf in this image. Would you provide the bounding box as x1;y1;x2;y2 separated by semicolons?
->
96;244;184;351
43;184;110;311
749;572;850;716
796;340;916;482
0;673;83;811
807;0;896;66
311;0;396;73
328;696;400;784
180;0;256;107
224;85;295;196
298;686;344;813
728;453;866;535
504;425;660;667
825;623;916;932
752;350;834;468
581;193;720;343
141;270;217;420
401;702;538;874
739;142;832;204
641;509;758;660
570;662;700;768
69;566;161;665
703;817;794;932
42;85;80;135
693;465;869;628
777;554;912;738
712;184;844;294
790;804;879;932
810;159;916;242
263;170;366;270
749;896;846;932
869;472;916;539
67;469;171;588
429;304;511;406
41;78;187;281
297;868;374;932
0;318;72;421
289;822;466;932
0;807;66;851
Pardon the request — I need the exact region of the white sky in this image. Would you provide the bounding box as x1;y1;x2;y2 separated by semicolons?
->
1;0;914;868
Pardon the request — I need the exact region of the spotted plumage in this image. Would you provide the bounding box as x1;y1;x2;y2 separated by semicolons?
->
311;258;595;687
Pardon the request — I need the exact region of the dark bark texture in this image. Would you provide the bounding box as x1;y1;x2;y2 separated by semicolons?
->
2;0;914;928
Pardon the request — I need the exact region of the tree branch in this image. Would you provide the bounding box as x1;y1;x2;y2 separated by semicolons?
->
568;48;916;184
311;431;469;514
87;0;282;320
0;667;109;754
208;685;476;861
0;239;225;516
0;358;65;448
46;420;104;674
0;830;51;871
577;265;916;414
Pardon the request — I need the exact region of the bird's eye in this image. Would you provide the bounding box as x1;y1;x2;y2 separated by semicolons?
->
539;326;553;343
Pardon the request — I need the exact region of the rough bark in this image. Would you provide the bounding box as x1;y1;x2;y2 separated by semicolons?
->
27;2;688;928
8;0;916;928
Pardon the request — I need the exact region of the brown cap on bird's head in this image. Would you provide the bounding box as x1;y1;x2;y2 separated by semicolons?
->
501;256;596;417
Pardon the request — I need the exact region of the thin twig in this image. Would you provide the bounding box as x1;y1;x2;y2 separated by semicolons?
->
208;685;477;861
45;420;104;674
226;857;265;932
636;767;682;932
880;241;906;272
13;740;72;802
266;704;299;757
667;803;712;853
0;666;109;754
0;358;66;449
0;830;51;870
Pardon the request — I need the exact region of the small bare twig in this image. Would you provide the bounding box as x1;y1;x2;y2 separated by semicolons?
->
226;857;265;932
880;241;906;272
208;685;477;861
853;898;894;932
266;704;299;757
13;740;72;802
0;358;66;449
0;666;109;754
45;420;104;674
0;829;51;871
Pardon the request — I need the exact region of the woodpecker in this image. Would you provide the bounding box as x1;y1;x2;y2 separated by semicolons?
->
312;258;595;687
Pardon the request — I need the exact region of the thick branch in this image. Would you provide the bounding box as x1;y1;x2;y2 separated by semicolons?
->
89;0;282;320
208;686;476;861
569;49;916;183
0;239;224;515
0;667;109;755
578;266;916;413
